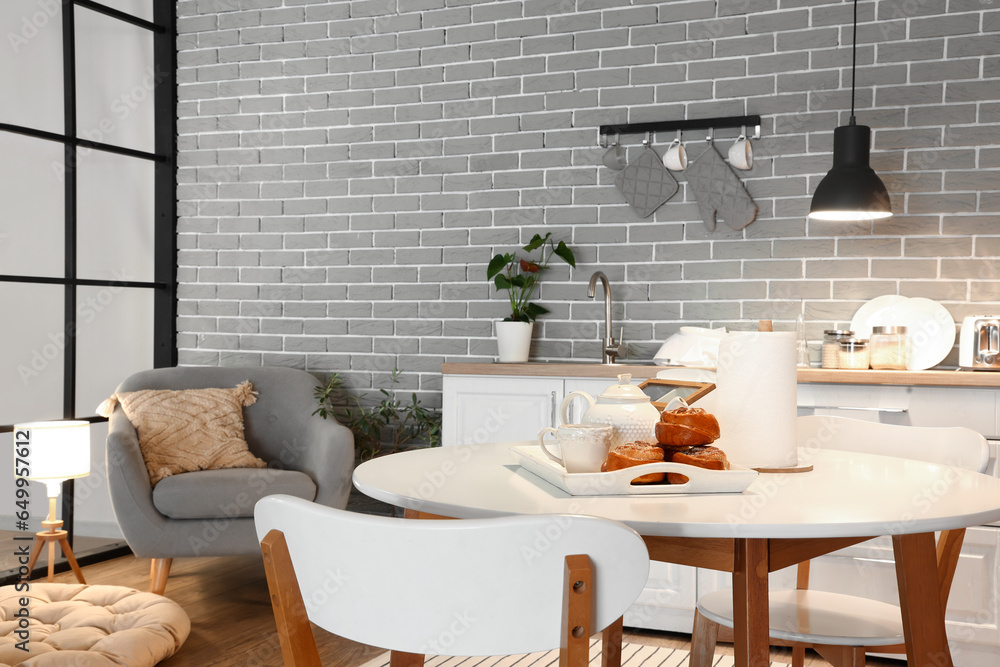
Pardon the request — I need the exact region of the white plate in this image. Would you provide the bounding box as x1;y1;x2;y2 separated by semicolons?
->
895;297;956;370
850;295;956;371
849;295;908;339
512;445;758;496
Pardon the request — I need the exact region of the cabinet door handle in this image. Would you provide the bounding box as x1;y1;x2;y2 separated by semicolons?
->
551;391;557;427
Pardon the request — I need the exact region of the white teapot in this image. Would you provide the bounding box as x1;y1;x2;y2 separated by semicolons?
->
560;373;660;447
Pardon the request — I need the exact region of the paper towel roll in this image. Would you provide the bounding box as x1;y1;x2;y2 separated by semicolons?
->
711;331;798;468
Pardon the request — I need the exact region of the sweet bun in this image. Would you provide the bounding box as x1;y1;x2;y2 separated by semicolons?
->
666;445;730;484
603;442;665;484
655;406;720;447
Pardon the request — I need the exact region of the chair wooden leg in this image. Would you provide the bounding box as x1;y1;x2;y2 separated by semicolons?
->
690;609;720;667
561;554;593;667
389;651;424;666
260;530;323;667
150;558;172;596
601;616;623;667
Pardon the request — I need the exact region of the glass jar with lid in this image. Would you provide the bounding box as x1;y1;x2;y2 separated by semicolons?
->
838;338;870;370
822;330;854;369
870;325;908;370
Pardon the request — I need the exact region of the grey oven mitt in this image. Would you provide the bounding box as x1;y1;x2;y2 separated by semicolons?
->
614;145;679;218
684;143;757;232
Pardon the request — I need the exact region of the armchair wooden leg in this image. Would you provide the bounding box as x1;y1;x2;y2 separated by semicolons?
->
150;558;173;596
690;609;720;667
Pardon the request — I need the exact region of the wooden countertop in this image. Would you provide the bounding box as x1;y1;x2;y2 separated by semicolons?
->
441;363;1000;388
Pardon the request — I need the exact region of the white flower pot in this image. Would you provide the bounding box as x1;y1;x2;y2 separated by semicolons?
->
496;321;533;363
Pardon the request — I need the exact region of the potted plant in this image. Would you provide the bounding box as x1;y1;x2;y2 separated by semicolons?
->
486;233;575;362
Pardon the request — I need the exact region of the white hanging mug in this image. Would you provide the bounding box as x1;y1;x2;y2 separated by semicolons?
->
664;132;687;171
728;134;753;170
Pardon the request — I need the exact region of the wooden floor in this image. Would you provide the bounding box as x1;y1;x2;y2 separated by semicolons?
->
44;552;905;667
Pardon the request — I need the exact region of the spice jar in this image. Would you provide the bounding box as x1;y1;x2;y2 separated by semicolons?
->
870;325;908;370
822;330;854;369
838;338;870;370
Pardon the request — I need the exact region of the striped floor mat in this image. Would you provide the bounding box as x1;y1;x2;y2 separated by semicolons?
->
359;640;789;666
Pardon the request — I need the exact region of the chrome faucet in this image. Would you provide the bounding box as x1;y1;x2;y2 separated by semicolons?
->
587;271;626;364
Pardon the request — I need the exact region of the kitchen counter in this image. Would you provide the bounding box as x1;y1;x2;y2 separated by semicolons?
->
441;362;1000;388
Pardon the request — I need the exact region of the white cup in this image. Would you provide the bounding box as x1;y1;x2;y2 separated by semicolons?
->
664;138;687;171
537;424;613;473
728;135;753;170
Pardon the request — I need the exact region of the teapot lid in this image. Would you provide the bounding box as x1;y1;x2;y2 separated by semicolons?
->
597;374;650;402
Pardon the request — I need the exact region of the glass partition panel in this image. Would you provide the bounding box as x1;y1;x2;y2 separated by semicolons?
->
94;0;153;23
0;283;64;424
76;149;155;282
0;133;65;277
0;0;63;133
71;421;126;544
74;286;154;417
75;7;155;153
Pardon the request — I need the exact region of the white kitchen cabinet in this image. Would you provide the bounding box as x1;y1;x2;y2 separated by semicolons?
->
442;374;630;447
442;375;562;447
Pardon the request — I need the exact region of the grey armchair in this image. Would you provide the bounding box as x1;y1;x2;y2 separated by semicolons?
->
105;366;354;595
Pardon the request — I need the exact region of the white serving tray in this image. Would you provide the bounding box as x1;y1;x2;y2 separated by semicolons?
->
512;445;758;496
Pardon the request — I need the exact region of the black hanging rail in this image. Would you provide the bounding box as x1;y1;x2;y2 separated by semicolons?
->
599;114;762;138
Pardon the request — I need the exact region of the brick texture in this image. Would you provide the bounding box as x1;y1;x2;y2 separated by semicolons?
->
176;1;1000;398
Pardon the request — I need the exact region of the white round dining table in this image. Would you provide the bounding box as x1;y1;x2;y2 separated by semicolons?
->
354;441;1000;667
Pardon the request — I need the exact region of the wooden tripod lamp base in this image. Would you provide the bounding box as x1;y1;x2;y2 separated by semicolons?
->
25;497;86;584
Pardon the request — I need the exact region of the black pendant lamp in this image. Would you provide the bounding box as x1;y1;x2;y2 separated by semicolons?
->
808;0;892;221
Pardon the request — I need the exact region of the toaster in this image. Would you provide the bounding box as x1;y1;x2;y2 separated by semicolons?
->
959;316;1000;370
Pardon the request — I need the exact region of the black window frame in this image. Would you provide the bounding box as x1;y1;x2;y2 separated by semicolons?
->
0;0;176;543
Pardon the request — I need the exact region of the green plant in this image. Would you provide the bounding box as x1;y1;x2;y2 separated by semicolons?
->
314;369;441;461
486;232;576;322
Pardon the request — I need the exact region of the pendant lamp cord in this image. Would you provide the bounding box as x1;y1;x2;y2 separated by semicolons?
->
849;0;858;124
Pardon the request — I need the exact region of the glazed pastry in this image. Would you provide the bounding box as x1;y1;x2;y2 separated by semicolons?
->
655;406;720;447
667;445;730;484
603;442;665;484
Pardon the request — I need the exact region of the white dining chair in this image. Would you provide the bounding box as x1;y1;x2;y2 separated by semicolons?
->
691;415;990;667
254;494;650;667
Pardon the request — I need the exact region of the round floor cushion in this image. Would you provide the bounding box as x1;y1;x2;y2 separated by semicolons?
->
0;583;190;666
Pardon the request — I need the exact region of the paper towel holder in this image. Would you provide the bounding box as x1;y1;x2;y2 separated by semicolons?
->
729;320;816;475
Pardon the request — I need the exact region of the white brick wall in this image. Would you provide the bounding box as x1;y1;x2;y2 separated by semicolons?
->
175;0;1000;404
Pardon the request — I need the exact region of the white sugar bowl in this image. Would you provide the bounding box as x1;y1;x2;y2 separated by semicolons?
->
559;373;660;447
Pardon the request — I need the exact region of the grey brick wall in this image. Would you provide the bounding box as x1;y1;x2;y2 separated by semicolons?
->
176;0;1000;404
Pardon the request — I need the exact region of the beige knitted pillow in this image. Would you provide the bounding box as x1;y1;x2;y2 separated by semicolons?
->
98;381;266;486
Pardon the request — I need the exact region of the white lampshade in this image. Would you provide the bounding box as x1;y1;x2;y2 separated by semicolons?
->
14;421;91;487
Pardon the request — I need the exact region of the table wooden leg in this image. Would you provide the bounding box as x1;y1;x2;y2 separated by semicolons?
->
732;538;770;667
893;532;953;667
389;650;424;666
601;616;623;667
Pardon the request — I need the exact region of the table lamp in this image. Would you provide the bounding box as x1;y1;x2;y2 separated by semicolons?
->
14;420;90;583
